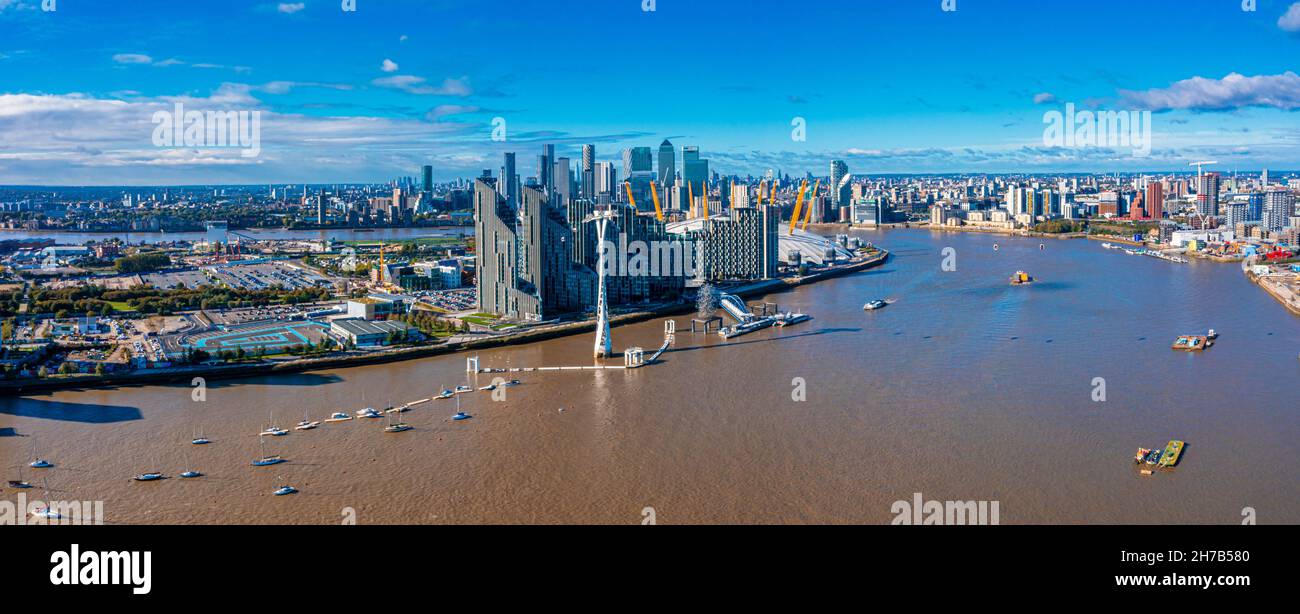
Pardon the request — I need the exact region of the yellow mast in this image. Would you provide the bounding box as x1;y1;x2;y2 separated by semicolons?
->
649;181;664;221
802;179;821;230
789;179;808;235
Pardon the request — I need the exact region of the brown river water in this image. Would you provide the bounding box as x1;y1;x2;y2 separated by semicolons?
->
3;228;1298;524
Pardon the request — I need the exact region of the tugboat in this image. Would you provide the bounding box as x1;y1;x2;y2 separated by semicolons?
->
1009;271;1034;285
863;299;888;311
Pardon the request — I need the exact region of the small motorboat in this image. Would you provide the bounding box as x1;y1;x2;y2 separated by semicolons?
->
30;459;53;469
1009;271;1034;285
863;300;887;311
133;472;164;482
1207;329;1218;340
324;412;353;423
251;456;284;467
8;480;32;489
356;407;383;419
191;436;210;445
260;427;288;437
384;405;409;414
454;385;472;394
479;383;496;392
505;380;521;387
436;389;455;399
452;412;472;422
273;485;298;496
179;470;202;479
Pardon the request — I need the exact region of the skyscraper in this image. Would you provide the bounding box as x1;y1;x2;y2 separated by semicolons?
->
539;144;555;192
1263;190;1294;231
581;144;596;199
682;146;708;189
553;157;571;207
1144;181;1164;220
422;165;433;194
830;160;849;206
658;139;675;186
623;147;652;179
503;152;518;207
1197;172;1221;217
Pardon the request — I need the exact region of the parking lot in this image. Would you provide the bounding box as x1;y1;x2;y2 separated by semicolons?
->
206;262;330;291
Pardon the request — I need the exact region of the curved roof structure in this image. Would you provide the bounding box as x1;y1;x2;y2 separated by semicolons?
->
665;215;853;265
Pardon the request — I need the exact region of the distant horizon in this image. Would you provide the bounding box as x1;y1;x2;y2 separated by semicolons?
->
4;0;1300;184
1;168;1298;192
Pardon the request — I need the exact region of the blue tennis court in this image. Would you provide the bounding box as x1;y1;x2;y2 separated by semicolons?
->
186;321;329;352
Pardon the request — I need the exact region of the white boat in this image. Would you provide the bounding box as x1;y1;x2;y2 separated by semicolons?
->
273;485;298;496
505;380;521;387
383;410;412;433
356;407;383;419
863;300;887;311
133;472;164;482
180;470;202;479
454;385;472;394
295;409;320;430
1207;329;1218;339
1101;242;1114;249
324;412;353;423
28;440;53;468
478;383;496;392
30;480;63;520
261;412;288;436
436;389;455;399
384;405;409;414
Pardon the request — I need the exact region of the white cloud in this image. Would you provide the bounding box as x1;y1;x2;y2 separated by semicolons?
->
371;75;471;96
0;87;490;184
1119;72;1300;111
278;3;305;14
426;104;480;121
1280;3;1300;32
1032;92;1057;105
112;53;154;65
381;59;399;73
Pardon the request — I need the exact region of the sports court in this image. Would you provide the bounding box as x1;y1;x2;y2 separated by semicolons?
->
184;321;330;352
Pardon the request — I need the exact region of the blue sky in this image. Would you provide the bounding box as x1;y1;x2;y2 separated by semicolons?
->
2;0;1299;185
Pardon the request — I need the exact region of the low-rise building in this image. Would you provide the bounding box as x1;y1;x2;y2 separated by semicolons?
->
330;318;413;347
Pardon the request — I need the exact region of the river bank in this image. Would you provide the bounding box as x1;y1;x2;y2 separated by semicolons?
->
0;250;890;395
1247;270;1300;317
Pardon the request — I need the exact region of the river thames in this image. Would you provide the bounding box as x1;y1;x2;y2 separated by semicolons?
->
2;228;1297;524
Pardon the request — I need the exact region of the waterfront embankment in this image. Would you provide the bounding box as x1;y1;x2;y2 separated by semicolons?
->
0;250;889;394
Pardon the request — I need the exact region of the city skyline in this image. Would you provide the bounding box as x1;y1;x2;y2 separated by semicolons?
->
3;0;1300;185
